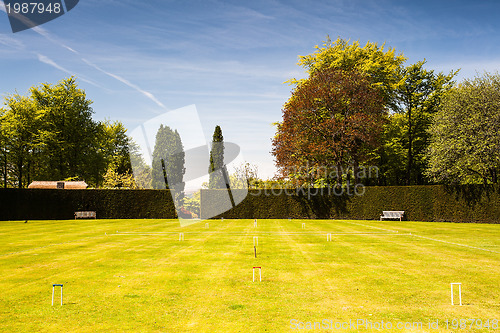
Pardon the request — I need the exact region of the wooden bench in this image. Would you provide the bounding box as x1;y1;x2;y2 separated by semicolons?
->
380;211;404;221
75;211;96;219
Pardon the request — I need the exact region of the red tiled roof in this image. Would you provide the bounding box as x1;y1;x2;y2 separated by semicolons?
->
28;181;88;189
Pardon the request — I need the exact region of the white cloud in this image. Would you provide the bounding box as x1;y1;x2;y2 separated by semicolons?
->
0;34;24;49
36;53;100;86
37;53;72;73
1;18;168;109
32;26;79;55
81;58;167;109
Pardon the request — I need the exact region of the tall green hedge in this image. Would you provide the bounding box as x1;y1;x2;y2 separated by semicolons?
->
201;185;500;223
0;189;176;220
3;185;499;222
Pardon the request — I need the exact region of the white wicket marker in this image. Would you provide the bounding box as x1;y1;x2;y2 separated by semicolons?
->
253;267;262;282
302;223;305;229
52;284;63;306
327;233;332;241
205;223;209;229
179;233;184;241
451;283;462;305
253;236;258;246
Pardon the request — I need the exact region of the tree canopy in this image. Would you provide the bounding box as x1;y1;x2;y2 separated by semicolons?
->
0;77;131;188
392;61;457;185
208;125;226;189
294;37;406;109
152;125;185;187
274;38;459;187
426;72;500;184
151;124;185;204
273;67;386;185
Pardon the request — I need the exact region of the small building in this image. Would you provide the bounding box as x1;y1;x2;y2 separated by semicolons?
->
28;181;88;189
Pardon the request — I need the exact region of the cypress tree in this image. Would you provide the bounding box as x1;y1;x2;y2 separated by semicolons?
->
208;125;225;189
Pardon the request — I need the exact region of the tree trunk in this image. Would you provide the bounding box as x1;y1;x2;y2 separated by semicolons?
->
354;159;360;185
17;159;23;188
490;168;498;184
2;152;7;188
406;98;413;186
336;163;342;185
27;158;31;187
352;144;360;185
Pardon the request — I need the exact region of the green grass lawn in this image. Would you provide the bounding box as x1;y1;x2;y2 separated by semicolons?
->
0;219;499;332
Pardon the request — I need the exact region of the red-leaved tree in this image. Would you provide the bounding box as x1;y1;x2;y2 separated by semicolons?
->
272;68;386;185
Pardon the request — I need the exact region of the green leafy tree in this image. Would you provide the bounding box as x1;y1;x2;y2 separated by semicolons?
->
426;72;500;184
183;191;200;218
102;159;137;189
395;61;457;185
0;77;137;188
0;115;8;188
376;113;407;185
96;120;134;187
273;37;406;185
292;51;457;186
129;140;152;189
230;162;259;189
152;125;185;204
98;121;136;189
295;37;407;109
208;125;226;189
30;77;100;184
0;94;45;187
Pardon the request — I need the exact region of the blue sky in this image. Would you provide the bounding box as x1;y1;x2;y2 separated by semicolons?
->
1;0;500;181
